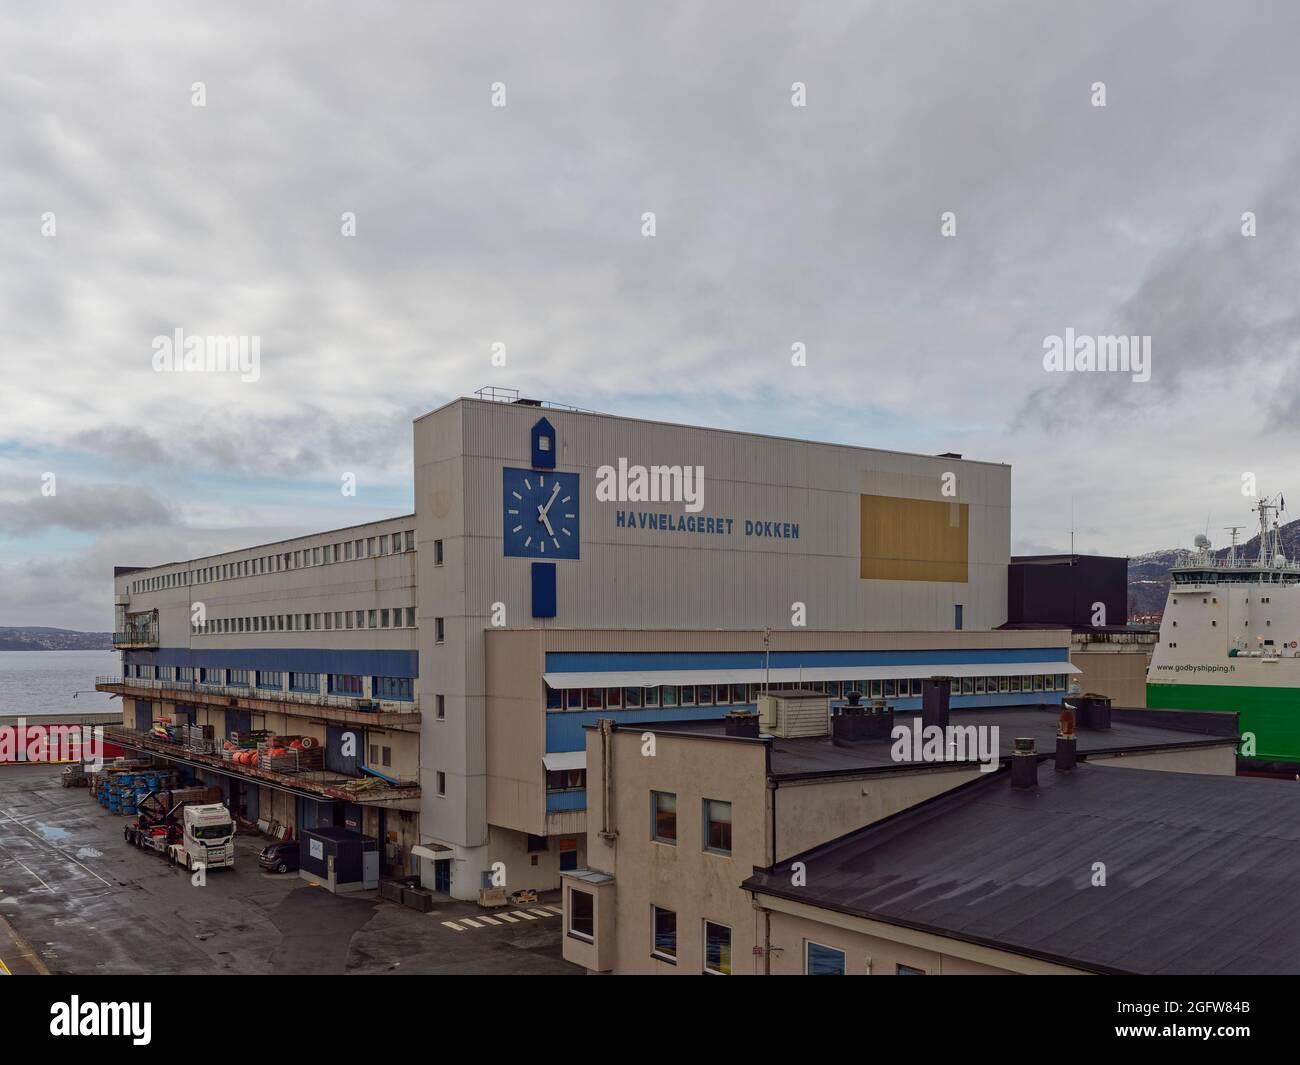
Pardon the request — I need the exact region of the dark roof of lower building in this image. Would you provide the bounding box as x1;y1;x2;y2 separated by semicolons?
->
600;705;1238;780
743;763;1300;974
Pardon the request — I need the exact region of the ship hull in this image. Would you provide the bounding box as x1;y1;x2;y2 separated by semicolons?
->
1147;680;1300;763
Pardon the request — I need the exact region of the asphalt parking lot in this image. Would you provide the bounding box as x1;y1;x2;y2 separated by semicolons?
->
0;763;580;975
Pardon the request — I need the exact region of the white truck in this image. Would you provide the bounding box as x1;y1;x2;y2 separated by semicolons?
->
125;797;236;871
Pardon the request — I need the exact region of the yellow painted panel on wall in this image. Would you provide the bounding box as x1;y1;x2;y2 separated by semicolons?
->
859;495;968;582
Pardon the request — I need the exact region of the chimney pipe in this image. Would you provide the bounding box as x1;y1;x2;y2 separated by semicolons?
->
921;677;951;732
1055;707;1077;771
1010;737;1038;790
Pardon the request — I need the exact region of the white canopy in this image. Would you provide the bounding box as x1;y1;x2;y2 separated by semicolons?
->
543;661;1080;690
542;751;587;771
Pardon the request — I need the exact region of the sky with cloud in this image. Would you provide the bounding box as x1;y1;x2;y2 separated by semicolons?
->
3;0;1300;629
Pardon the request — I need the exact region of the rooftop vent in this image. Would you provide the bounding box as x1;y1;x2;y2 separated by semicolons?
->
724;709;760;738
757;690;830;738
1010;737;1038;790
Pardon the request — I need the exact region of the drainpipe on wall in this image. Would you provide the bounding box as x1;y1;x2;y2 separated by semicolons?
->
597;718;616;841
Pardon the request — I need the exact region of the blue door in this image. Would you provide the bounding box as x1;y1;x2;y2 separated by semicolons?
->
134;700;152;731
434;860;451;893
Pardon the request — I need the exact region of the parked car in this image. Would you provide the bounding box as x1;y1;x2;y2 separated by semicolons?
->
259;841;299;874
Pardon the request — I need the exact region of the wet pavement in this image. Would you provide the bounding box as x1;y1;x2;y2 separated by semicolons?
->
0;763;579;975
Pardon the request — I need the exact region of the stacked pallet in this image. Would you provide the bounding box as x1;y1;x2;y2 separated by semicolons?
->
258;736;324;775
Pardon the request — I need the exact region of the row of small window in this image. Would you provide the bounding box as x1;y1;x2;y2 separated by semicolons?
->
194;608;416;635
805;941;925;976
126;665;413;701
546;674;1071;711
130;529;426;593
652;792;732;854
565;892;734;975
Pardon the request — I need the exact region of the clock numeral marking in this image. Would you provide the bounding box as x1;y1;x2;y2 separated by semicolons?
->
524;478;533;491
539;475;544;486
512;491;522;500
524;536;532;548
552;537;560;549
540;541;546;553
562;528;571;537
512;524;523;533
508;508;518;515
561;496;571;504
564;513;575;519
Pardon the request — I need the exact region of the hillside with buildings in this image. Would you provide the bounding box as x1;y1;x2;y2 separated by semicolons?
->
0;627;113;651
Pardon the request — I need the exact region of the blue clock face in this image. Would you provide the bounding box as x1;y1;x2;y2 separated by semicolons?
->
503;467;580;559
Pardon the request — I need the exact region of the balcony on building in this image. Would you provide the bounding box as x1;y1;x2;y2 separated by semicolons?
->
113;610;159;649
94;675;421;731
98;722;420;810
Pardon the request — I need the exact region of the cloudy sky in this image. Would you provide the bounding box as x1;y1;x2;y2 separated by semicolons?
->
4;1;1300;630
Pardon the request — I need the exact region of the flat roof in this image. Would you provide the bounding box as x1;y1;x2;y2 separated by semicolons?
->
596;705;1238;779
743;762;1300;974
117;513;417;577
416;396;1011;469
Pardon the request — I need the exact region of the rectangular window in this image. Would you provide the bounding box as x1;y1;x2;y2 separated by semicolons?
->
975;676;986;694
373;676;414;701
651;791;677;844
434;539;444;565
435;617;445;643
546;684;563;710
661;685;679;707
704;921;732;975
228;669;249;687
381;746;392;767
704;799;732;855
329;674;363;696
697;684;713;706
605;687;622;708
897;963;927;975
344;541;353;560
961;677;974;695
392;533;402;553
999;676;1010;693
884;679;896;697
1010;676;1021;692
679;685;695;706
436;694;445;720
256;671;282;690
806;941;846;975
623;686;642;708
368;537;378;556
643;686;660;708
570;889;595;941
312;547;320;565
405;607;415;627
380;609;390;628
436;771;446;796
368;609;377;629
406;531;415;552
289;672;320;693
869;679;883;698
652;906;677;963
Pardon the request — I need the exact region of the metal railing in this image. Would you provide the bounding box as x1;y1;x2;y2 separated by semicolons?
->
96;676;418;713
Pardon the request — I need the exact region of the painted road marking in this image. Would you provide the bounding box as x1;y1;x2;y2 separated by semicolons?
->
441;921;465;932
529;908;553;918
511;910;537;920
459;917;483;928
477;915;501;925
0;808;112;887
496;912;519;922
545;905;563;915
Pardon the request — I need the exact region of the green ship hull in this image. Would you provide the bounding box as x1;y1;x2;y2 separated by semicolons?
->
1147;682;1300;764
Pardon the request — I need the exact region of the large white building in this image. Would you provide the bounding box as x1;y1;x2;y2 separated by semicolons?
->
102;392;1073;899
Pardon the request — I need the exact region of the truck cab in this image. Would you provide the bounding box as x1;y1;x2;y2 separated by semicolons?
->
176;803;236;869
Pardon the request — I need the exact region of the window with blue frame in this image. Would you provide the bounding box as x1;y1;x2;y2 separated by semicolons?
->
257;671;282;690
329;674;363;696
373;676;413;701
806;941;846;975
545;684;562;709
289;672;320;693
228;669;249;687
